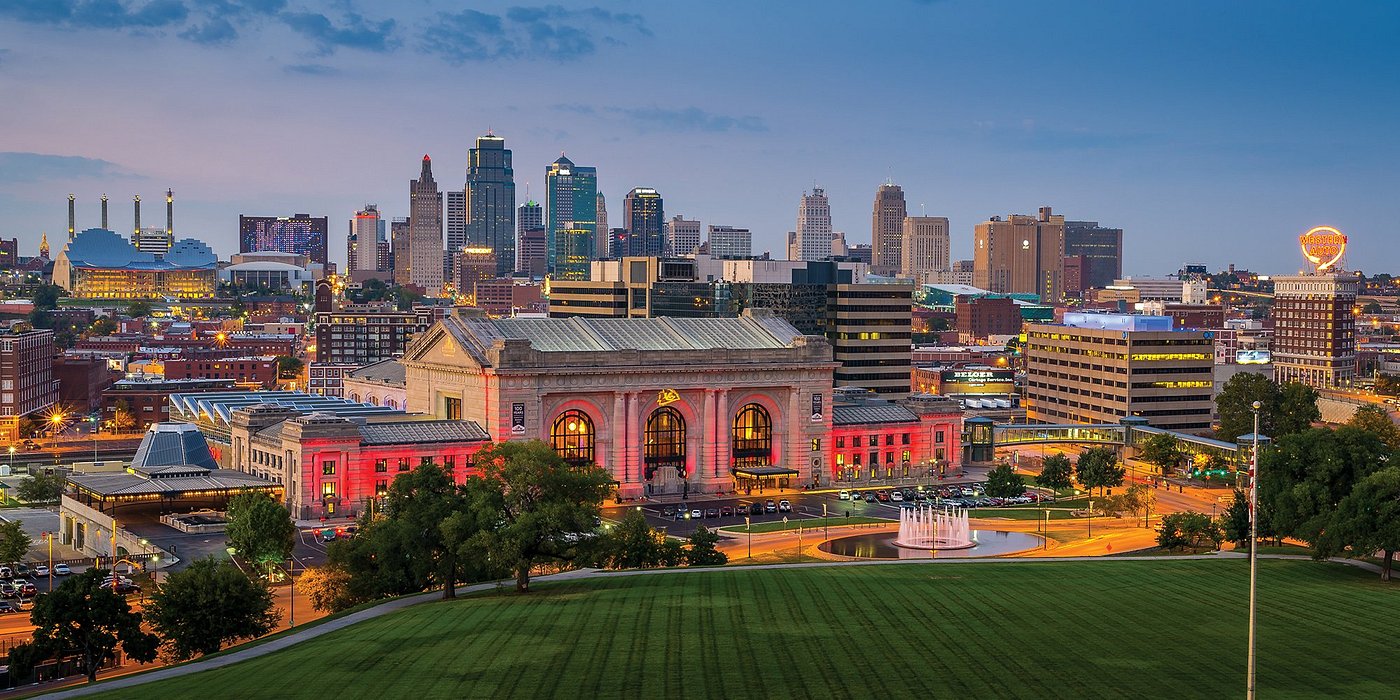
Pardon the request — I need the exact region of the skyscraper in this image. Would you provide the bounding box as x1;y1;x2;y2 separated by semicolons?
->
707;225;752;258
390;217;410;284
618;188;664;257
1064;220;1124;291
871;183;907;275
795;188;833;262
444;190;466;255
465;132;516;277
666;215;702;256
348;205;383;275
517;199;542;273
407;155;444;294
900;216;950;281
546;155;598;280
239;213;328;265
973;206;1065;302
595;192;609;258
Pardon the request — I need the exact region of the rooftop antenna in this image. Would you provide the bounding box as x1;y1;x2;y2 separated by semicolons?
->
920;203;926;216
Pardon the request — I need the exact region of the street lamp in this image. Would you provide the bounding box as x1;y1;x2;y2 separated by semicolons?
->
1246;399;1265;700
745;516;751;560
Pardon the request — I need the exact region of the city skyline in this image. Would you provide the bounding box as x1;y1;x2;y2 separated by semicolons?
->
1;2;1397;275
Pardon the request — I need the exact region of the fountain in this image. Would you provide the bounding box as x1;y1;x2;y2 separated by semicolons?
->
892;504;975;550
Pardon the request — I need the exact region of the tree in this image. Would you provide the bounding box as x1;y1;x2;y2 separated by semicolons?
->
1074;447;1126;495
1315;467;1400;581
0;520;32;563
1276;382;1322;436
124;300;153;318
16;471;66;503
1347;404;1400;450
1139;433;1183;475
299;565;356;613
1257;426;1389;545
144;557;279;660
984;463;1026;498
382;463;468;599
8;569;158;683
1035;453;1074;492
274;355;303;380
593;509;666;570
225;492;296;575
1363;301;1383;315
1156;511;1223;552
685;526;727;566
32;284;62;311
460;440;612;591
1215;372;1278;442
89;316;118;337
111;398;137;433
1220;489;1252;551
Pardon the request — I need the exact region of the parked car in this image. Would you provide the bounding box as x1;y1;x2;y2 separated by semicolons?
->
0;600;19;614
0;582;14;598
704;508;720;519
689;509;703;520
720;506;734;517
16;581;35;597
875;491;890;502
778;499;792;513
838;490;851;500
0;566;11;579
863;493;878;503
14;564;29;577
661;505;676;517
100;580;140;595
765;500;777;513
34;565;49;577
53;563;71;576
890;491;904;502
749;502;764;516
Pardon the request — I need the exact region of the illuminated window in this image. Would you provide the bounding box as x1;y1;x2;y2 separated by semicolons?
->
321;461;335;476
321;482;336;498
397;457;410;472
374;459;387;473
444;396;462;421
644;406;686;478
551;409;595;465
731;403;772;469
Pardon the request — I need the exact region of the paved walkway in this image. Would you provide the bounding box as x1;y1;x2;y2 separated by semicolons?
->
33;552;1385;698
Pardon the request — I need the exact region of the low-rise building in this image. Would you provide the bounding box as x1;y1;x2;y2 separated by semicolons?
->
163;356;278;389
342;359;407;409
102;376;238;430
828;389;962;484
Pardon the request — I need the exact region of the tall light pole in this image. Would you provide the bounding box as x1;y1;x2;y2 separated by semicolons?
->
1247;400;1262;700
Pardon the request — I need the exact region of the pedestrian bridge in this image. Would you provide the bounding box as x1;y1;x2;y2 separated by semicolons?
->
963;416;1243;467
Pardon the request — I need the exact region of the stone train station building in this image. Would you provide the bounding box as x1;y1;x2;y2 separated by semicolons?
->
401;310;837;499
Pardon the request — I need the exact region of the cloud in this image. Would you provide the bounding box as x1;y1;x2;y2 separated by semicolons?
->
421;5;649;63
551;103;596;115
614;107;768;133
283;62;339;76
0;152;129;183
282;10;399;54
0;0;190;29
179;16;237;44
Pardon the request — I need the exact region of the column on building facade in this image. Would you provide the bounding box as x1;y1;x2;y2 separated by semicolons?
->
714;389;731;480
624;391;641;486
611;391;627;483
701;389;715;480
787;386;804;481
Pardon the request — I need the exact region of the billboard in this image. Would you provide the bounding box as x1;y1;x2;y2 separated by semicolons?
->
1237;350;1272;365
938;367;1015;396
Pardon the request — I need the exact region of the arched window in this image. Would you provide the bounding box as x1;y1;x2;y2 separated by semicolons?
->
551;409;595;465
386;399;399;410
732;403;772;468
644;407;686;478
348;393;360;403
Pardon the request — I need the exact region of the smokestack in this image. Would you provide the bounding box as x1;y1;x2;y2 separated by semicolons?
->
165;189;173;236
134;195;141;236
101;194;108;229
67;194;75;239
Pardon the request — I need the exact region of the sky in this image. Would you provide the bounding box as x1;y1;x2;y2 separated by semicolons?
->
1;0;1398;276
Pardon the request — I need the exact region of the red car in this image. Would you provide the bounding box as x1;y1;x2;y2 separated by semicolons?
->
875;491;891;502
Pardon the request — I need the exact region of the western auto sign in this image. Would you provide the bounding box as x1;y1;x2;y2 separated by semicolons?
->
1299;226;1347;272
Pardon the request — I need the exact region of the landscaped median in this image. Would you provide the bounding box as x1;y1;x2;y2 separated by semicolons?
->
66;558;1399;699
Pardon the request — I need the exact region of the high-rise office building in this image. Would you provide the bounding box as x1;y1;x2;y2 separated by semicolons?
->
453;247;499;297
595;192;609;258
348;205;383;275
517;228;547;277
707;225;752;258
444;190;466;258
795;188;834;262
1273;272;1359;388
517;199;542;273
546;155;598;279
666;215;702;256
900;216;950;281
239;213;329;265
0;327;58;430
871;183;907;275
616;188;664;258
465;132;515;277
973;206;1065;302
1064;220;1124;291
952;260;975;286
390;218;409;282
407;155;444;294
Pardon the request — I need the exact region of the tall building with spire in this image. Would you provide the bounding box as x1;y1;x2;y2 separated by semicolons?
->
595;192;609;258
407;155;444;294
794;188;833;262
465;132;515;277
871;183;907;275
545;155;597;280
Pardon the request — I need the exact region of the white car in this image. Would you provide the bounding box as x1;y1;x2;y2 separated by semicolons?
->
838;490;851;500
53;564;71;576
890;491;904;502
33;565;49;577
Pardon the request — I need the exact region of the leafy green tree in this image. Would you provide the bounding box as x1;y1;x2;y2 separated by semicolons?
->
1215;372;1278;442
984;463;1026;498
381;463;469;599
89;316;118;337
32;284;62;311
1346;404;1400;450
0;520;32;563
1276;382;1322;436
1258;426;1389;545
460;440;613;591
594;509;665;570
1220;490;1252;551
1035;453;1074;492
7;569;158;683
16;471;66;503
1074;447;1126;495
144;557;279;660
225;492;296;574
124;300;153;318
299;565;356;613
1362;301;1383;315
111;398;137;432
274;355;303;380
1315;467;1400;581
685;526;727;566
1139;433;1183;475
1156;511;1223;552
327;517;429;605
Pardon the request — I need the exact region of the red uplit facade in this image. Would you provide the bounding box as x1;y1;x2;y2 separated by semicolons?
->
828;394;963;483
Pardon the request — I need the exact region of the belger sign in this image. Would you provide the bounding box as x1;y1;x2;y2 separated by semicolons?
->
1299;226;1347;272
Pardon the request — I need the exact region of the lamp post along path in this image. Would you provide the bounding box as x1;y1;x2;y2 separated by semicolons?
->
1247;401;1262;700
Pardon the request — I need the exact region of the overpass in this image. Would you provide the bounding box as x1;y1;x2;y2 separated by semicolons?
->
963;416;1244;475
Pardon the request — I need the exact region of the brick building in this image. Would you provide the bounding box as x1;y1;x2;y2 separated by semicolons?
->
163;356;278;389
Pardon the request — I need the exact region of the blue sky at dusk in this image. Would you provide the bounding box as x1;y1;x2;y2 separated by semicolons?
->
1;0;1397;274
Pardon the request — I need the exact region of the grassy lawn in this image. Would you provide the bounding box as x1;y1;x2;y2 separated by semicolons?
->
719;515;888;534
80;559;1395;699
969;507;1080;520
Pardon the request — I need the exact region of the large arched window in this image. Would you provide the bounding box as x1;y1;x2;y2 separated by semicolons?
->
644;407;686;478
551;409;595;465
732;403;773;468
